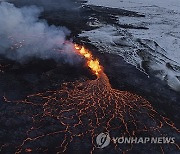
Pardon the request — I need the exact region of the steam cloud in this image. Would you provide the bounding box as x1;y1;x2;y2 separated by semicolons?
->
0;2;80;64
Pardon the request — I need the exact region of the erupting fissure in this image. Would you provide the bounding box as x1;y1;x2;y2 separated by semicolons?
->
1;45;179;154
74;44;102;76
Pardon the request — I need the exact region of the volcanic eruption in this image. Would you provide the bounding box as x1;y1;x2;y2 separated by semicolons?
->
2;45;179;154
74;44;102;76
0;1;179;154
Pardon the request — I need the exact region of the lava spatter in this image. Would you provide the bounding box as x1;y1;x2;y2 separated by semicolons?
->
1;46;179;154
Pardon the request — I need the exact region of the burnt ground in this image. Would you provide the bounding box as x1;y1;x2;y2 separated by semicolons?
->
0;1;179;154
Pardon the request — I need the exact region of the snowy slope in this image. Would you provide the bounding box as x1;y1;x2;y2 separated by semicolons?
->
79;0;180;91
87;0;180;12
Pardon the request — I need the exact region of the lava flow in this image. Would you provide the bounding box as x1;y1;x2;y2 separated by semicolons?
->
1;45;179;154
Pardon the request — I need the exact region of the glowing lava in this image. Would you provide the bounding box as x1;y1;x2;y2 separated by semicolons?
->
1;45;179;153
74;44;102;76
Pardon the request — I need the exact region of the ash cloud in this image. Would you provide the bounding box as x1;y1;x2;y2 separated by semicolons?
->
0;2;80;64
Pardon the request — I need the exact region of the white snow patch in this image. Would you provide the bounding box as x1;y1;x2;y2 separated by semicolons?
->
83;0;180;91
87;0;180;12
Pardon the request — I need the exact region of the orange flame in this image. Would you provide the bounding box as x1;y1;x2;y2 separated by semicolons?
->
74;44;102;76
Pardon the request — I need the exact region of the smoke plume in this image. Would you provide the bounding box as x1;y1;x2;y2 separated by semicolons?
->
0;2;80;64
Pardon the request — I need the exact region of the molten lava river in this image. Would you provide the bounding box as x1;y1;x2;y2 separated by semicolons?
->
1;45;179;154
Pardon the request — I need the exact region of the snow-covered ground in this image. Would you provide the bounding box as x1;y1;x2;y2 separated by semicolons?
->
79;0;180;91
87;0;180;12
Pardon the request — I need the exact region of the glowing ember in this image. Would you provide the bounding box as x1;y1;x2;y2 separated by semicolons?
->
74;44;102;76
25;148;32;152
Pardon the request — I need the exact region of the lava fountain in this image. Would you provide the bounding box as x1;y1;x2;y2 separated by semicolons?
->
1;45;179;154
74;44;102;76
